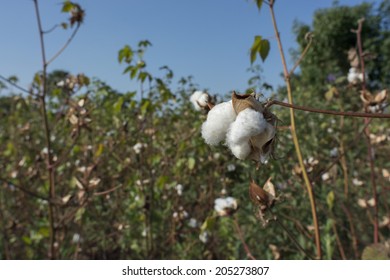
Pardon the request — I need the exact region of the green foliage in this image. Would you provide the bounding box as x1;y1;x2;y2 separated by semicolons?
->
250;36;270;64
293;1;390;93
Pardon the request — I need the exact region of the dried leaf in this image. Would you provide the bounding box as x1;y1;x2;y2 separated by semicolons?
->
367;197;376;207
357;198;367;208
374;89;387;103
382;169;390;180
269;244;281;260
69;114;78;125
232;91;264;114
348;48;359;68
78;98;85;107
263;177;275;203
249;178;276;209
249;180;269;209
62;194;72;204
379;216;390;228
360;90;373;104
89;177;101;189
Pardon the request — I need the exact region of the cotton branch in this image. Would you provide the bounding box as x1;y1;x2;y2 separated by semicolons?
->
266;99;390;119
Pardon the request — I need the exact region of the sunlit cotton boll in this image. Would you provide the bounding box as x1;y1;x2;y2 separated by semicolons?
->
201;100;236;145
226;108;269;160
190;90;209;111
347;67;366;84
175;184;183;196
214;196;238;216
199;231;209;243
188;218;198;228
133;142;146;154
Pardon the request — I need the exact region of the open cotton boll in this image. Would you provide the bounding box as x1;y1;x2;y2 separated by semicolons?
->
250;122;275;162
228;142;251;160
227;108;267;144
201;100;236;145
190;90;207;111
348;67;366;84
226;108;268;160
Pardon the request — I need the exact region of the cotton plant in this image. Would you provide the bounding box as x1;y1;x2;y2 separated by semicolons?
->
201;91;277;163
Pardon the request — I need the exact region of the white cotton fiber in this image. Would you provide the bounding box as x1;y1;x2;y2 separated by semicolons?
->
201;100;236;145
226;108;271;160
197;93;209;107
190;91;208;111
228;142;251;160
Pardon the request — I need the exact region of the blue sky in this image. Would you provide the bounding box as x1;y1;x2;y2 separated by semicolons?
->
0;0;370;96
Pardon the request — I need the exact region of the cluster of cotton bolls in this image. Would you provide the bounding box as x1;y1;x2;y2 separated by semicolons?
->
201;92;276;163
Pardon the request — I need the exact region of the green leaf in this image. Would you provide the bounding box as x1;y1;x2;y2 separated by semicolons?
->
74;207;85;222
138;40;152;48
118;45;133;63
255;0;263;11
22;236;32;245
62;1;74;13
335;76;347;84
95;143;104;157
61;22;68;29
325;88;334;101
188;157;195;170
38;227;50;238
130;67;138;79
141;100;150;116
113;96;124;113
250;36;263;64
122;65;133;74
326;190;335;211
362;243;390;260
259;39;270;62
33;73;42;86
200;216;215;232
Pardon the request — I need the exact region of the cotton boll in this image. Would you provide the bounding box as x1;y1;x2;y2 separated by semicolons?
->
197;93;209;107
201;100;236;145
228;142;251;160
347;68;358;84
190;91;203;110
226;108;268;159
348;67;366;84
190;91;208;110
227;108;267;143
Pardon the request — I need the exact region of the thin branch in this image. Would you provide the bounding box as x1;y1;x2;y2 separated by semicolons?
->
289;33;313;77
46;24;80;66
268;0;322;259
0;75;31;94
233;216;256;260
0;178;49;201
43;24;59;34
341;204;360;259
94;185;123;196
269;210;314;259
267;99;390;118
33;0;57;259
355;17;379;244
